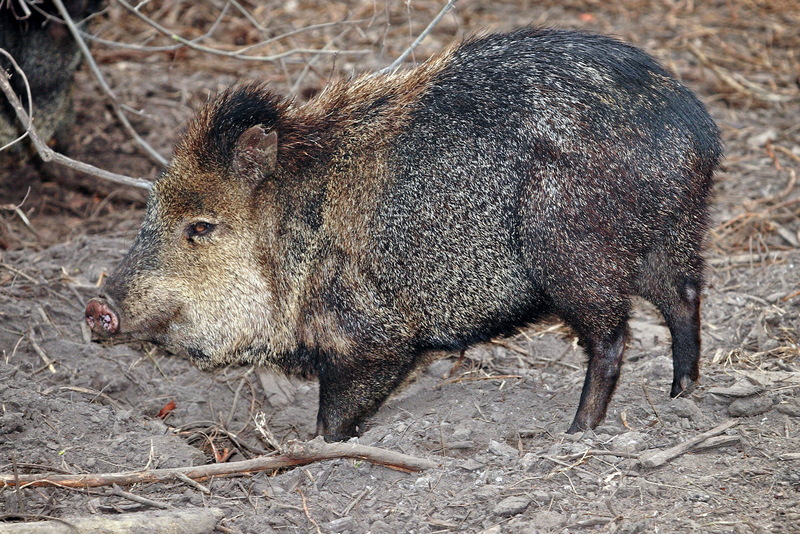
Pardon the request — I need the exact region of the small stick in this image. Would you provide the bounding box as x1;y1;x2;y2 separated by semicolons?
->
0;437;438;489
0;507;224;534
687;43;798;103
0;262;40;284
638;420;738;468
493;337;582;370
173;472;211;495
441;374;523;385
641;383;663;428
110;484;172;509
27;328;56;374
341;486;370;516
781;289;800;302
557;449;640;460
12;453;24;515
0;49;32;152
297;488;322;534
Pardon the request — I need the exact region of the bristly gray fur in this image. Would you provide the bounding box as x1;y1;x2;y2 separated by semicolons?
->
91;27;722;440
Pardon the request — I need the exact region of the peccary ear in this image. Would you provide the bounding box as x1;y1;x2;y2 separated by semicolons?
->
232;125;278;187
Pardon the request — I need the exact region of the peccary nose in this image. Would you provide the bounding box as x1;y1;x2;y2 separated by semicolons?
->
85;297;120;336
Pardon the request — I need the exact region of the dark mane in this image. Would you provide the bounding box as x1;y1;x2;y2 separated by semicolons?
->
180;82;288;172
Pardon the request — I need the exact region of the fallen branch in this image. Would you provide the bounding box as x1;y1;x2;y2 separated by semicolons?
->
638;420;738;468
0;437;437;489
0;49;32;153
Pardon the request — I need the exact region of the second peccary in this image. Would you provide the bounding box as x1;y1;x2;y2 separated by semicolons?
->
86;28;722;440
0;1;103;161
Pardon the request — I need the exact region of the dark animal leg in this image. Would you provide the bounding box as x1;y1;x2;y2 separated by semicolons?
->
664;278;701;397
567;321;628;434
316;354;415;442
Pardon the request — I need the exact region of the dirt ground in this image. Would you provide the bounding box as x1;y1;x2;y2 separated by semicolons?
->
1;1;799;532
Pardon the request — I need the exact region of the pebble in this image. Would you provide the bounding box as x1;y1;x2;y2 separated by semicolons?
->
686;490;710;502
459;458;483;471
0;413;24;434
492;495;531;517
370;520;392;533
519;452;538;470
488;439;518;458
670;397;702;419
524;510;564;531
324;516;353;533
728;395;774;417
776;399;800;417
610;431;649;453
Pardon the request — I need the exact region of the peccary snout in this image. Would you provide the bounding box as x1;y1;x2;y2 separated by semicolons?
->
85;297;120;336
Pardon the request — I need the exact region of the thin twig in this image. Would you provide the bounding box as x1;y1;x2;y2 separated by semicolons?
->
376;0;458;75
0;67;152;190
173;472;211;495
50;0;168;166
297;488;322;534
110;484;172;509
440;374;523;385
641;383;663;428
53;2;228;52
74;14;363;55
290;26;354;95
115;0;367;63
0;262;39;284
27;328;56;374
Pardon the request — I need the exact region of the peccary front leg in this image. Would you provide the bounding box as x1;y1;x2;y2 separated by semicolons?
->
316;353;416;441
567;321;629;434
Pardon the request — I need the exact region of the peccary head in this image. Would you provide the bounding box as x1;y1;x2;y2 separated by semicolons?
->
86;85;290;369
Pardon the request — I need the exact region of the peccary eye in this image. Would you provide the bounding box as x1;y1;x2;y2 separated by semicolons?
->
186;221;215;239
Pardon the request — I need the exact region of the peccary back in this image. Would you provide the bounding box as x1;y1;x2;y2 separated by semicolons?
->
86;28;722;440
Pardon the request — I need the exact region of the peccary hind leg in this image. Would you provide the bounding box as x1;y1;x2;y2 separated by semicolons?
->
567;320;629;434
635;252;703;398
662;278;702;397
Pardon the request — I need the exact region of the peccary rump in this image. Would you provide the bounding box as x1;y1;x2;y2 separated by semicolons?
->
86;28;722;440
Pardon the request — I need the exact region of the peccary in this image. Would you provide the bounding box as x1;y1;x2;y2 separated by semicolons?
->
86;28;722;440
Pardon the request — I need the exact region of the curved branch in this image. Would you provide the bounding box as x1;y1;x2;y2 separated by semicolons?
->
0;437;438;489
0;66;153;190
